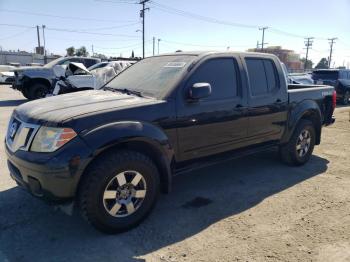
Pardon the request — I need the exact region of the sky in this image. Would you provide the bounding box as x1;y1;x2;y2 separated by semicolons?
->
0;0;350;67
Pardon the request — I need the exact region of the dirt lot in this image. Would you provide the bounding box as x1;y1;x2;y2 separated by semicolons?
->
0;85;349;262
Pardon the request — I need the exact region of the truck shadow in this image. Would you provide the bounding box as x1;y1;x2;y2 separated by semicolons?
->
0;151;329;262
0;99;27;107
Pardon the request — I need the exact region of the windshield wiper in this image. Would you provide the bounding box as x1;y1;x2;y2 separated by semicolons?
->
103;87;144;97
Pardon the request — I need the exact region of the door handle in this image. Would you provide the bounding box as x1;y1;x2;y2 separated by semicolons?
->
275;99;282;103
235;104;243;108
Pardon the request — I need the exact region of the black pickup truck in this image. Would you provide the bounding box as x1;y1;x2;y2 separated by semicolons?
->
5;52;335;233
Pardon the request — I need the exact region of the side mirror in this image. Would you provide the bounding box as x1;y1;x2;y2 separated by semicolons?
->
188;83;211;101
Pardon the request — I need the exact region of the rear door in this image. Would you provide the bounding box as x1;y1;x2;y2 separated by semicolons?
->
176;55;249;161
243;56;288;143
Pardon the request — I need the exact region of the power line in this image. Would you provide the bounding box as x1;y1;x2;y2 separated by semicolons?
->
150;1;335;41
78;22;140;31
150;1;257;29
94;0;138;4
162;39;249;48
0;23;140;38
0;23;35;29
45;27;140;38
0;8;135;23
0;27;33;40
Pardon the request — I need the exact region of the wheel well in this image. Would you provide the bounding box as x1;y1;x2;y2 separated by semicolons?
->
78;140;172;195
300;111;321;145
27;78;51;90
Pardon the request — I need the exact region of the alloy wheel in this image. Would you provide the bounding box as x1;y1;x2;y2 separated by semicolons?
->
103;171;147;218
296;129;311;157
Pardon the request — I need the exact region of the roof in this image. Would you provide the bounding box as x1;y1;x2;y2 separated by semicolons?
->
152;51;278;59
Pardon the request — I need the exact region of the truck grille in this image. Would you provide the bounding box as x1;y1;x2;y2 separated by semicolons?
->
6;117;40;152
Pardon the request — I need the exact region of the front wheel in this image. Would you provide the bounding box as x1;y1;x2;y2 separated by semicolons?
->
279;120;316;166
78;150;160;233
342;91;349;105
29;83;49;100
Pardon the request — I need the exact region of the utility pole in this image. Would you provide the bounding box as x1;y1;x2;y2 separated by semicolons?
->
91;44;94;56
139;0;150;59
42;25;47;64
157;38;161;54
304;37;314;70
36;25;41;52
259;27;268;51
256;41;260;49
328;38;337;68
152;37;155;56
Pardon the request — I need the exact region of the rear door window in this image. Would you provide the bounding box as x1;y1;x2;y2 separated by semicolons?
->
245;58;279;96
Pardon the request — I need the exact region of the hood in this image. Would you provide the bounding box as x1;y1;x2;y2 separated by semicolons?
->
14;90;158;125
15;66;43;70
16;67;52;76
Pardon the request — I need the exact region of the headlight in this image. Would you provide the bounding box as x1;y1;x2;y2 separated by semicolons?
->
31;126;77;152
15;71;24;79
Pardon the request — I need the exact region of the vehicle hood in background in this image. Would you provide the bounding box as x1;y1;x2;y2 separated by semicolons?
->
14;90;158;125
15;67;53;78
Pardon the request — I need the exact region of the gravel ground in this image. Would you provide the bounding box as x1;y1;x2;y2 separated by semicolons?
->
0;85;349;262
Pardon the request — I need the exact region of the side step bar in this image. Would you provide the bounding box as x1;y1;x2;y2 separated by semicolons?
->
174;142;278;176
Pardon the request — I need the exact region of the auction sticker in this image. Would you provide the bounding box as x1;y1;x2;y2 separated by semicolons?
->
164;62;187;68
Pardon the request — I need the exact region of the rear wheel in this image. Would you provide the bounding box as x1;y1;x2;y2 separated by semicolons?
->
78;150;160;233
29;83;49;100
342;91;349;105
279;120;316;166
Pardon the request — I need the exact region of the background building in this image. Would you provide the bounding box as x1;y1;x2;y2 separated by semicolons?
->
0;50;59;66
248;46;304;72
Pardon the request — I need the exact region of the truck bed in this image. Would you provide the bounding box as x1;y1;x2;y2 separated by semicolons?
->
288;84;334;103
288;84;335;125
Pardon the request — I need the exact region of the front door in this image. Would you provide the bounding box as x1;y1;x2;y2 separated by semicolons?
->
176;56;249;161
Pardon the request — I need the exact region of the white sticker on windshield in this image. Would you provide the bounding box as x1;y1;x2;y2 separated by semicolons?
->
164;62;187;68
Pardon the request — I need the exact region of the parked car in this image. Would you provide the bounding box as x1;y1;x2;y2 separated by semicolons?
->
288;73;314;85
5;51;335;233
0;71;15;84
11;56;101;100
48;61;134;96
88;60;135;72
0;65;16;84
312;69;350;105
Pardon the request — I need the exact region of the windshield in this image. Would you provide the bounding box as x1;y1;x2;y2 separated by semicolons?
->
88;62;109;71
104;55;197;98
44;57;67;68
312;70;339;80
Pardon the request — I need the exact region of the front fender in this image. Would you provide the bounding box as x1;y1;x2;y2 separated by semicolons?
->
80;121;175;193
281;100;322;144
81;121;172;156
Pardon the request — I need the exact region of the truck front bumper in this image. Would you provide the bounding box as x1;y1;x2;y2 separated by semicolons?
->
5;137;93;203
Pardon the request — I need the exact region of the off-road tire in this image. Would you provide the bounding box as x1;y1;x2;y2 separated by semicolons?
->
78;150;160;234
279;120;316;166
342;91;349;105
21;88;31;99
29;83;49;100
